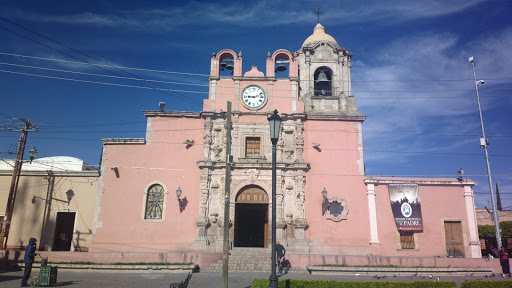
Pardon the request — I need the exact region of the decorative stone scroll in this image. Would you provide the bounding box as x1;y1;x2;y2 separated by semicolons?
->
324;197;348;222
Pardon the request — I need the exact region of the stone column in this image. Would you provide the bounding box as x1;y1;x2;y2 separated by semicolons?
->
210;80;217;111
291;81;297;113
367;183;380;245
194;168;210;245
464;184;482;258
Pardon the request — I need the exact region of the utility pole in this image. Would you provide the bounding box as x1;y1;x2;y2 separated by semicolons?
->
0;118;39;250
469;56;501;249
222;102;232;288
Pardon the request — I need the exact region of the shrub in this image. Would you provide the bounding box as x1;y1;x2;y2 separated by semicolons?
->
251;279;456;288
461;280;512;288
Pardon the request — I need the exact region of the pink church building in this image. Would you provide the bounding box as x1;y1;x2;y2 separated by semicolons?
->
89;24;482;266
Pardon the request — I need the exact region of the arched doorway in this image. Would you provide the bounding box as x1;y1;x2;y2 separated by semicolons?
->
234;185;268;248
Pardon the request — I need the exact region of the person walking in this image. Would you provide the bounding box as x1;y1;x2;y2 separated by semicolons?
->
498;246;511;276
276;241;286;273
20;238;38;287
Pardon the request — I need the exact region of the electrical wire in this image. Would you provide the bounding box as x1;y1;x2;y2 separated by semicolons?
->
0;52;210;77
2;58;512;97
0;62;210;87
2;51;512;83
0;69;209;94
3;68;512;100
0;24;210;109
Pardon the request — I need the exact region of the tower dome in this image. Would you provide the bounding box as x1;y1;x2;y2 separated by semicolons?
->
302;23;338;47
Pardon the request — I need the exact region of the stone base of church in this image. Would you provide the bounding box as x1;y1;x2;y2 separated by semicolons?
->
0;250;501;273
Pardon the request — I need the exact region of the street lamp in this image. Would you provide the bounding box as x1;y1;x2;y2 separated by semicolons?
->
28;147;38;164
268;109;281;288
469;56;501;249
176;186;183;213
457;168;464;182
322;188;329;216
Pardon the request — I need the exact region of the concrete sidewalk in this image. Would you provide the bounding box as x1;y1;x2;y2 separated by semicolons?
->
1;269;511;288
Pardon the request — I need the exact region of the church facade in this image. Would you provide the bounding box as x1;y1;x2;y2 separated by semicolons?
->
90;24;481;260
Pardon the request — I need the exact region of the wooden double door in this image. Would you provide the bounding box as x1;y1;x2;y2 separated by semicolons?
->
444;221;464;257
234;186;268;248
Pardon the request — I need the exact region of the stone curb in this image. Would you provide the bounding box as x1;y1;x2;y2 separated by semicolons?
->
307;266;493;275
11;263;198;272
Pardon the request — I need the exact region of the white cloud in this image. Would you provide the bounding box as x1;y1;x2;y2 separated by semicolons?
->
357;27;512;168
5;0;488;30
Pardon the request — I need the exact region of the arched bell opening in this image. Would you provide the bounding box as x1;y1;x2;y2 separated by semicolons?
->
274;53;290;79
313;67;333;96
219;55;235;77
234;185;269;248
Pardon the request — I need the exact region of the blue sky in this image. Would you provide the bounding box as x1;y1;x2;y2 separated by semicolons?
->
1;0;511;209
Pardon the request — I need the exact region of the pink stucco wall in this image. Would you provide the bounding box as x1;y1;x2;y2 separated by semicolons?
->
303;120;369;254
90;116;204;252
372;179;475;257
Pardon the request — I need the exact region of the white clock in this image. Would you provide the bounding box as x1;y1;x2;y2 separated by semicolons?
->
241;85;267;109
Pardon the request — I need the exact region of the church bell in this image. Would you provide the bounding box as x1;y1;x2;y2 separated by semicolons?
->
275;64;287;72
315;71;329;84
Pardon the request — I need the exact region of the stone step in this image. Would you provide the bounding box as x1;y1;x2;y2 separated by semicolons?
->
201;250;304;272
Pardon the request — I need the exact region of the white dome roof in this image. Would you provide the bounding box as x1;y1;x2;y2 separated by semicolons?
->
302;23;338;47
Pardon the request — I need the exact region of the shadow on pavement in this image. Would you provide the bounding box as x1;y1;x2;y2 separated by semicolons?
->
51;281;78;286
0;275;21;282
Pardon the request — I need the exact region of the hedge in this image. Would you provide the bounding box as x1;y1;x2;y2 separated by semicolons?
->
460;280;512;288
251;280;456;288
478;221;512;240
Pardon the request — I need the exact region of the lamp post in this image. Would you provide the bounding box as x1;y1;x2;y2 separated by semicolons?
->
176;187;183;213
268;109;281;288
28;147;38;164
469;56;501;249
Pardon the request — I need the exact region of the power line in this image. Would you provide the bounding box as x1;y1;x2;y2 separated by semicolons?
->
3;133;512;157
0;52;210;77
3;51;512;83
2;53;512;98
0;23;209;109
3;68;512;100
0;62;209;87
2;127;511;139
0;69;209;94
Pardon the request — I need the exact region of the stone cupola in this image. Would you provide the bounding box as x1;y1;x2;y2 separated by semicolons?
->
296;23;361;116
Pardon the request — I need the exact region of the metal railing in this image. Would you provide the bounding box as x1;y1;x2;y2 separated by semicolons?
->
313;87;336;96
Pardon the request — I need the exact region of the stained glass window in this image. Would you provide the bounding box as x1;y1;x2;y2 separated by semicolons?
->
145;184;164;219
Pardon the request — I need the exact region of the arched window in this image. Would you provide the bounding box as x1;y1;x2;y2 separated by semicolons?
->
144;184;164;219
314;67;333;96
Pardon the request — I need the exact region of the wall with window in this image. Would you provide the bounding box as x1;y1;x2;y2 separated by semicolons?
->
90;113;204;252
371;180;479;258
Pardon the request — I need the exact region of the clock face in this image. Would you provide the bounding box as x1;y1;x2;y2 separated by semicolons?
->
241;85;267;109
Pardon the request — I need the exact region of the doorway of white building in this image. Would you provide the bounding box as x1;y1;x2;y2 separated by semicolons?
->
52;212;75;251
234;185;268;248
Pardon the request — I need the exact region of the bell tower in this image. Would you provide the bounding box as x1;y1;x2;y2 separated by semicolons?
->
296;23;360;116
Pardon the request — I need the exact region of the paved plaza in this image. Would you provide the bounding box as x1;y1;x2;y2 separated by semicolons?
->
1;268;512;288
